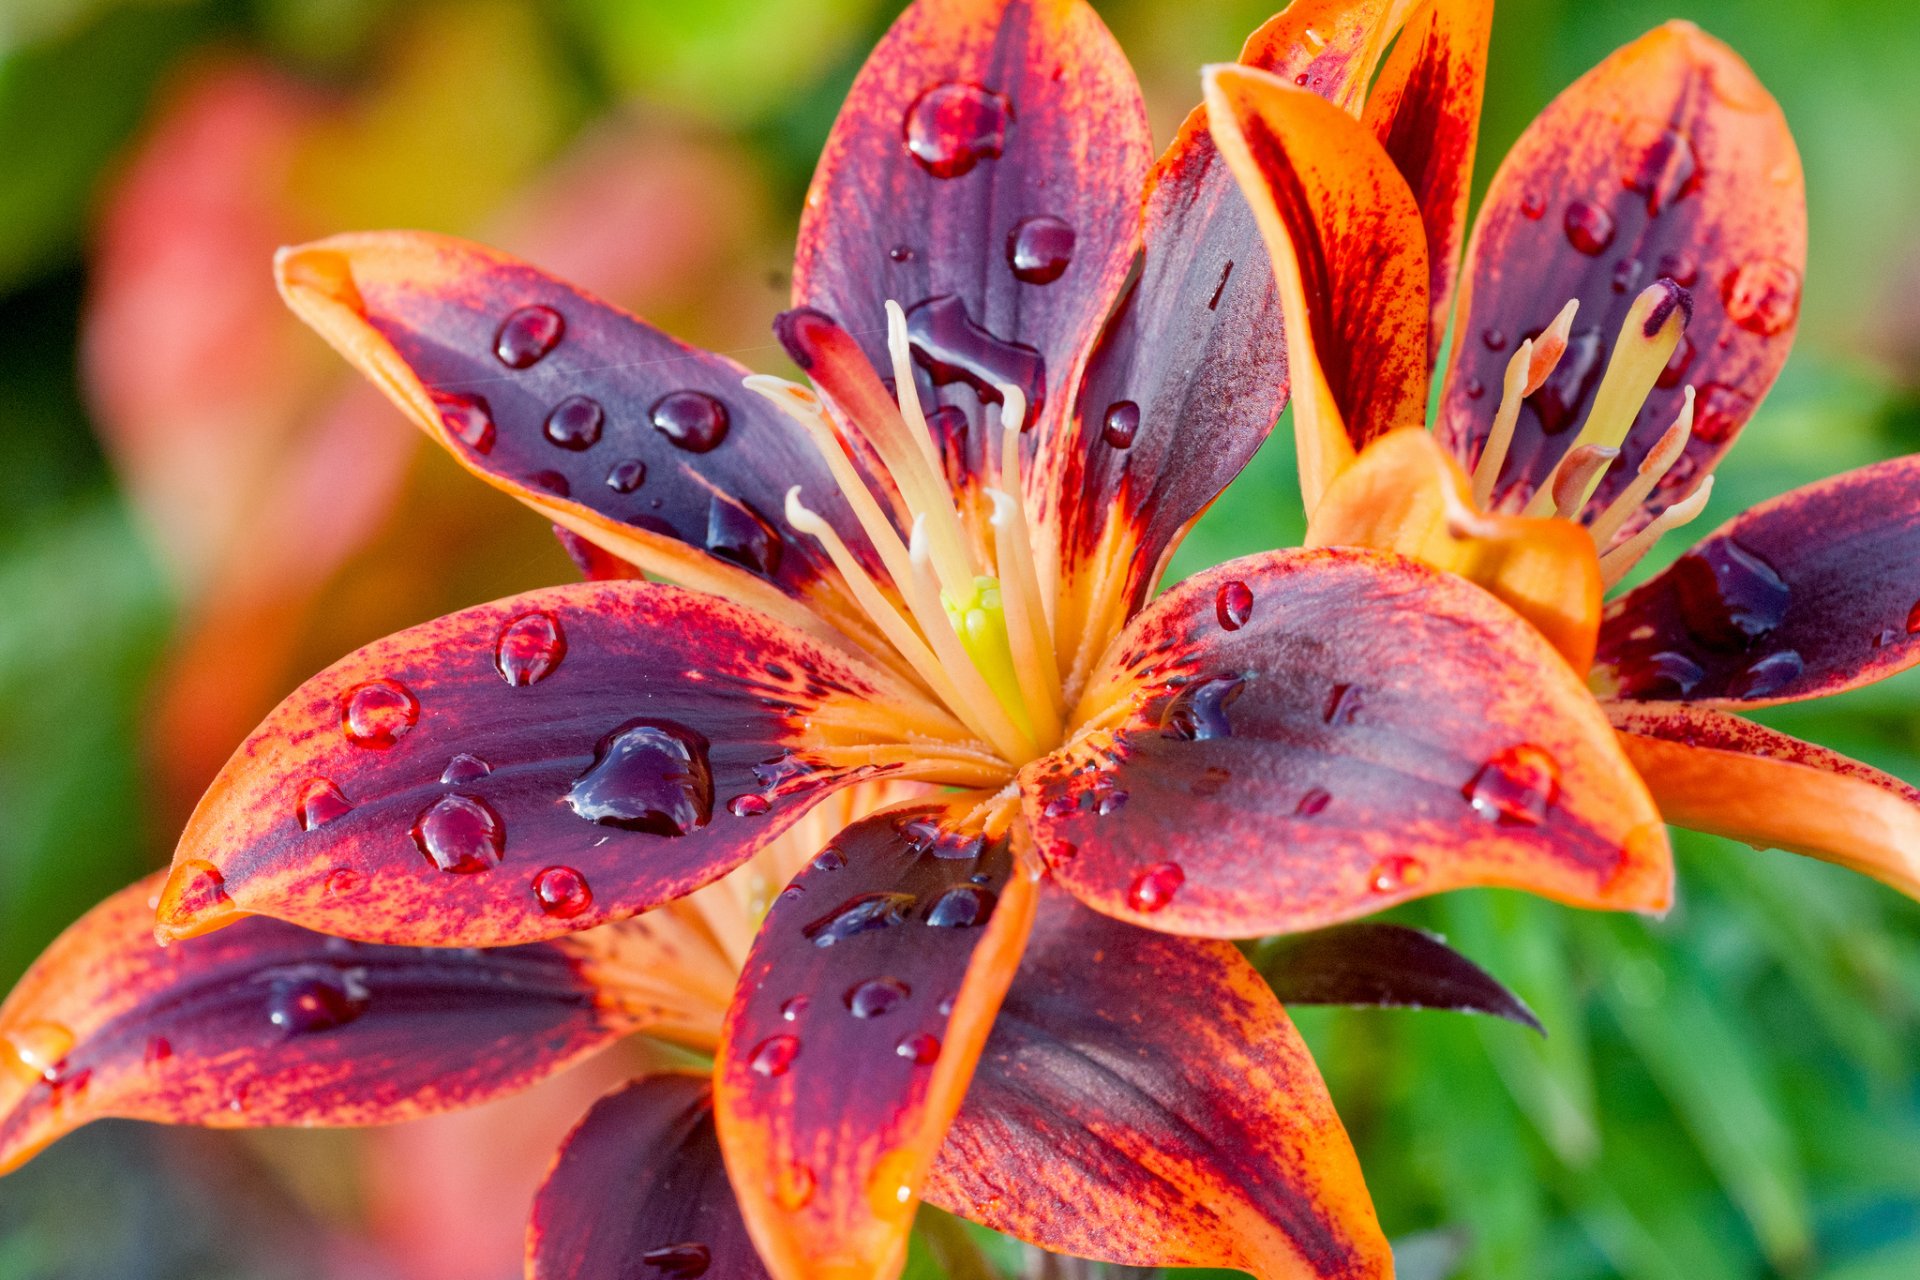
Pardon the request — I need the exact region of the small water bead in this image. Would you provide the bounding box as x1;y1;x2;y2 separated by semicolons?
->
1690;382;1754;445
1722;259;1802;336
1101;400;1140;448
772;1162;817;1212
441;753;492;785
296;778;352;831
267;971;369;1035
1563;200;1617;256
1670;539;1791;648
1482;327;1507;351
705;495;784;578
1657;251;1700;287
780;996;810;1022
605;458;647;493
495;611;566;687
1216;580;1254;631
650;391;731;452
810;847;847;872
1463;376;1485;400
1096;787;1129;816
2;1021;75;1083
1295;786;1331;817
1620;123;1698;216
903;82;1014;178
494;305;564;368
1612;257;1645;294
926;884;996;929
1464;744;1561;826
640;1243;712;1278
897;1033;941;1065
1657;336;1696;389
1908;600;1920;634
1617;649;1705;699
1159;675;1245;742
1519;190;1547;220
1007;216;1075;284
1368;855;1427;894
342;678;419;749
1872;628;1900;649
567;720;714;837
324;867;367;897
1728;649;1804;699
1322;682;1363;726
749;1034;800;1077
412;794;506;873
1529;327;1604;434
846;977;911;1019
530;470;571;497
532;865;593;918
728;793;772;818
543;395;604;450
804;892;916;946
144;1036;174;1065
433;392;495;454
1127;862;1185;913
889;244;915;263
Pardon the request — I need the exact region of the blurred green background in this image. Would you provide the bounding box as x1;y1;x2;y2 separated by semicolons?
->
1;1;1916;1277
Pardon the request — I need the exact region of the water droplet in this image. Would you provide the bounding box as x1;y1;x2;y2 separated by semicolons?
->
531;470;571;497
728;793;771;817
650;391;730;452
433;392;494;454
750;1034;800;1077
532;865;593;917
896;1033;941;1064
1528;326;1604;434
1159;675;1245;742
1463;376;1485;400
1872;627;1900;649
267;970;369;1035
441;753;492;785
2;1022;75;1083
1612;257;1645;294
1563;200;1616;256
1126;862;1185;913
640;1243;712;1278
1369;855;1427;893
889;244;915;263
1657;336;1696;390
1620;123;1698;215
296;778;352;830
905;294;1045;425
495;611;566;687
567;720;714;836
781;995;810;1022
1041;794;1076;819
926;884;996;928
1101;400;1139;448
804;892;916;946
1616;649;1705;699
1727;649;1804;699
811;847;846;872
1296;786;1331;817
1908;600;1920;634
342;678;419;748
1722;259;1801;336
412;794;506;873
494;305;564;368
1216;580;1253;631
1464;744;1561;826
705;495;783;577
1691;382;1754;445
1657;251;1700;286
1671;538;1791;648
1322;682;1363;726
143;1036;173;1065
846;977;911;1018
1519;190;1547;220
1482;327;1507;351
903;82;1014;178
543;395;604;450
1007;215;1074;284
606;458;647;493
325;867;366;897
772;1162;816;1211
1096;786;1129;815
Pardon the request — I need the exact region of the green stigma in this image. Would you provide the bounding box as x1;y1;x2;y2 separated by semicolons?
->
941;576;1033;741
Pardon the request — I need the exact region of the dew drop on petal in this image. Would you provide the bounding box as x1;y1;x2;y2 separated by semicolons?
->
296;778;352;831
1295;786;1331;817
1690;382;1754;445
804;892;916;946
495;611;566;687
1216;580;1253;631
342;678;419;748
1322;682;1363;726
1369;855;1428;894
780;995;810;1022
1159;675;1245;742
1519;190;1548;220
1464;744;1560;826
1615;649;1705;699
606;458;647;493
543;395;604;450
267;971;369;1035
1563;200;1617;256
896;1033;941;1065
650;391;730;452
532;865;593;918
810;846;846;872
1620;122;1698;216
772;1162;816;1211
2;1022;75;1083
1529;326;1605;435
1727;649;1804;699
846;977;911;1019
705;494;784;577
412;794;506;873
1657;336;1696;390
903;82;1013;178
144;1036;174;1065
640;1243;712;1278
925;884;996;929
1126;862;1185;913
1671;539;1791;648
1007;215;1075;284
494;305;564;368
1100;400;1139;449
749;1034;800;1077
433;392;495;454
1721;259;1802;337
567;720;713;836
324;867;366;897
728;793;771;817
1908;600;1920;634
441;753;492;785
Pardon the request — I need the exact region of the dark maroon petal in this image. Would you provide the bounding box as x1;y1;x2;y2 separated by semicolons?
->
1595;454;1920;705
1254;922;1543;1033
528;1073;769;1280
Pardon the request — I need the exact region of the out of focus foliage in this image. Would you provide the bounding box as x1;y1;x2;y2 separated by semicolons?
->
1;1;1916;1277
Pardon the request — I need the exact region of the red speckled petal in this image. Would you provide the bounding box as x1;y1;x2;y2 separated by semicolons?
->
1256;922;1541;1032
923;892;1389;1277
160;579;960;948
1437;23;1806;534
1025;549;1669;938
1609;703;1920;900
275;231;888;654
1204;65;1431;516
1362;0;1494;362
528;1073;770;1280
714;799;1038;1280
1594;455;1920;706
793;0;1150;494
0;874;654;1177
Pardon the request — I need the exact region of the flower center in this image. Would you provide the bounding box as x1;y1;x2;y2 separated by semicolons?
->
746;302;1064;770
1466;277;1713;586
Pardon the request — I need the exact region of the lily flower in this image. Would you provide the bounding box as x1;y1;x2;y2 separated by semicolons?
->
5;1;1673;1276
1205;2;1920;902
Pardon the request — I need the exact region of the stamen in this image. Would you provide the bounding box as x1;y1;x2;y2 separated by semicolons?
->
1587;386;1695;548
1598;475;1715;588
1549;444;1621;520
1525;298;1581;397
1471;338;1536;510
991;386;1065;719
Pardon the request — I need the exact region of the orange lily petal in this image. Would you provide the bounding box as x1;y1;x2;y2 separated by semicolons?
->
1204;64;1431;517
0;874;655;1177
926;892;1390;1277
1437;22;1805;533
1028;549;1669;938
1258;921;1542;1031
1306;428;1603;671
1609;703;1920;900
1362;0;1494;362
713;799;1038;1280
1239;0;1404;116
160;579;960;948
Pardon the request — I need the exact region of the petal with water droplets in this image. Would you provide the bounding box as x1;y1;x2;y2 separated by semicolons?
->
1024;549;1669;937
713;799;1037;1280
924;892;1390;1277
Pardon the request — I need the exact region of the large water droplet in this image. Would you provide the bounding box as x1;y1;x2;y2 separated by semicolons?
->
567;720;713;836
1101;400;1139;449
495;611;567;687
433;392;495;454
412;794;506;873
1007;215;1074;284
640;1243;712;1278
1529;327;1604;434
705;495;784;577
2;1022;75;1083
441;753;492;785
267;970;369;1035
1620;123;1698;215
1671;539;1791;649
896;1033;941;1064
1727;649;1803;699
1159;675;1245;741
1721;259;1802;337
342;678;419;748
543;395;604;450
903;82;1014;178
804;892;916;946
1464;744;1560;826
1690;382;1754;445
297;778;353;831
1216;580;1254;631
904;295;1045;425
728;793;772;817
495;305;564;368
532;865;593;918
1563;201;1617;256
1126;862;1185;913
846;977;911;1018
650;391;730;453
925;884;996;929
749;1034;799;1077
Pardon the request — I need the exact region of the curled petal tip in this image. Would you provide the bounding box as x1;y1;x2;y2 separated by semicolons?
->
152;858;246;944
273;243;363;313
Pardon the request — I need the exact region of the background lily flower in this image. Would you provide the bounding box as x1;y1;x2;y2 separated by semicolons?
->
1204;1;1920;904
